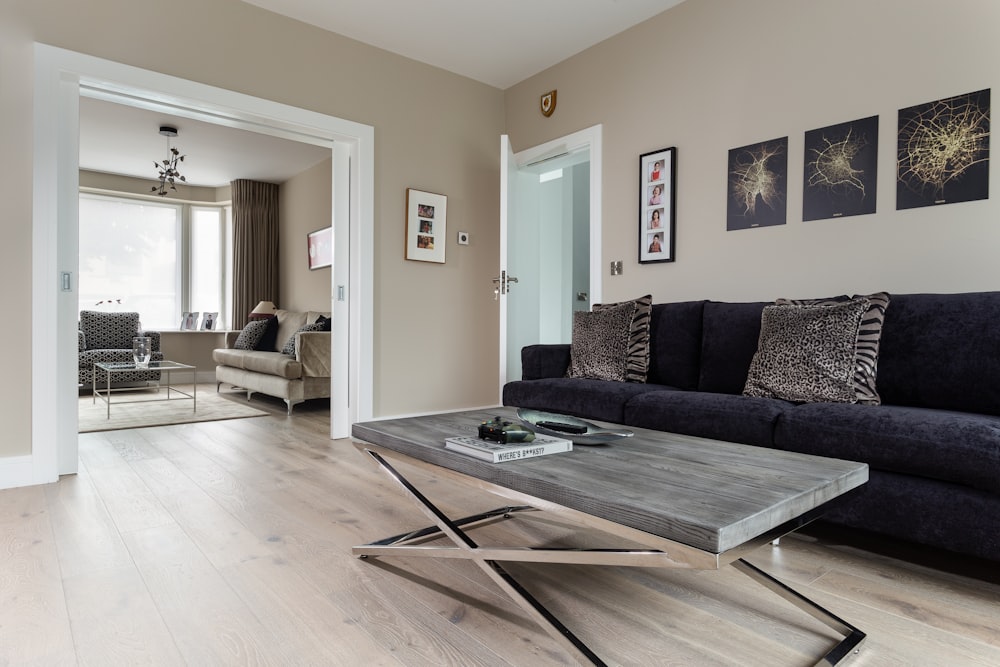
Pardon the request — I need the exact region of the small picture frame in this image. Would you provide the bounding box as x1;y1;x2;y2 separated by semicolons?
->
180;311;199;330
200;312;218;330
307;226;332;270
639;147;676;264
405;188;447;263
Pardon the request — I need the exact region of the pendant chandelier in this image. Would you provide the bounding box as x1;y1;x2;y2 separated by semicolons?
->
152;125;186;196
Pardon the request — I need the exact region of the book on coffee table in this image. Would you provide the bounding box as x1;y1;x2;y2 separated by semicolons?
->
444;435;573;463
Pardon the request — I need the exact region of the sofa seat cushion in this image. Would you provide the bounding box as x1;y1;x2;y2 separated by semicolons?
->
624;391;792;448
774;402;1000;494
503;378;672;424
212;349;303;380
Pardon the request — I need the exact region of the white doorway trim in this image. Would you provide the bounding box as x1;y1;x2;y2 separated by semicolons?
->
498;125;602;396
29;44;373;486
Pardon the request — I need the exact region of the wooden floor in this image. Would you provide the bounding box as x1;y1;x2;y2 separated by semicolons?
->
3;388;999;666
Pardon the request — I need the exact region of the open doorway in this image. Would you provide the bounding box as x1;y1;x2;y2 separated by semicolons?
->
498;126;603;390
31;45;374;485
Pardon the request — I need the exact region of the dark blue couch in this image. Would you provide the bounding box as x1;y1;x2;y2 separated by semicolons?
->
503;292;1000;562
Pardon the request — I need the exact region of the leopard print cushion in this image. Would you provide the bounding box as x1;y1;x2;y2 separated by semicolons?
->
593;294;652;383
566;301;636;382
774;292;890;405
743;297;869;403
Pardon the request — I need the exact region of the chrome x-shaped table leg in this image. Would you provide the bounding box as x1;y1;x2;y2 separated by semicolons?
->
354;448;864;666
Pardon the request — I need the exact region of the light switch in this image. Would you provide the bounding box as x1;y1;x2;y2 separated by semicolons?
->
610;261;623;276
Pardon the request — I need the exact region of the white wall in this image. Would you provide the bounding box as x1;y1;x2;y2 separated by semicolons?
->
0;0;505;463
505;0;1000;304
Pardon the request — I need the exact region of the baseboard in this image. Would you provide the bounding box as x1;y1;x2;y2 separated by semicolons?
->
0;455;42;491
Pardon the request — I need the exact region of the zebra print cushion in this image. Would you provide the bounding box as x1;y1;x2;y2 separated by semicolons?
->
775;292;890;404
566;301;636;382
593;294;652;383
743;298;870;403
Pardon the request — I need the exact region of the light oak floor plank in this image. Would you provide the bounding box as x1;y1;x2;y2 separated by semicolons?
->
0;386;996;666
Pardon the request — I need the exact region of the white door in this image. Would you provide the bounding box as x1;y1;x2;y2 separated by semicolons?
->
498;126;602;391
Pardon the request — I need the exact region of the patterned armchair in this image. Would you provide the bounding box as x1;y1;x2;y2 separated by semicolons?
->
78;310;164;386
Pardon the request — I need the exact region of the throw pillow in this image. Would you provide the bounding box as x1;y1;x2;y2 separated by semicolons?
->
593;294;652;383
743;297;870;403
566;301;636;382
775;292;890;405
315;315;332;331
234;319;270;350
281;322;327;356
256;315;279;351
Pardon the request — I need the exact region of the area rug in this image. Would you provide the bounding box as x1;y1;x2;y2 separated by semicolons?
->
79;391;268;433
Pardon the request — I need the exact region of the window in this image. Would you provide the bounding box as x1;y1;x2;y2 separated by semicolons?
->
79;194;230;330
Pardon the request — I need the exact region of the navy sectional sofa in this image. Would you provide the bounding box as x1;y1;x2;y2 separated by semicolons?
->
503;292;1000;562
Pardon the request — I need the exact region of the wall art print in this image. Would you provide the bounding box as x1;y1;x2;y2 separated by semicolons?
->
727;137;788;231
803;115;879;221
638;146;676;263
405;188;447;263
897;88;990;210
307;226;332;270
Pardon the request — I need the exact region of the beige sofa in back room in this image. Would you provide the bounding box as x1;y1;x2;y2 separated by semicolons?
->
214;310;331;413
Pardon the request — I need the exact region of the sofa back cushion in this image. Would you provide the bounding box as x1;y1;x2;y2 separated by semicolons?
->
646;301;706;389
698;301;769;395
876;292;1000;415
79;310;140;350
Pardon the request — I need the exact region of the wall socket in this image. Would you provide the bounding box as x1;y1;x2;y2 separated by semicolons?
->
457;231;470;245
610;260;623;276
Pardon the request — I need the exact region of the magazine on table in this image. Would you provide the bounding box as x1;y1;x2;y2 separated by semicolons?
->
444;435;572;463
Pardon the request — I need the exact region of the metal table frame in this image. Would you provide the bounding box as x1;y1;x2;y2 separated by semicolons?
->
93;360;197;419
354;444;865;667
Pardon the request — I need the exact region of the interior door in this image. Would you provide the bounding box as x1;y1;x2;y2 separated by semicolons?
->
498;132;597;388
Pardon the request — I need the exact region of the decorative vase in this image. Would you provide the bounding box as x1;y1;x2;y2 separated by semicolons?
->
132;336;152;368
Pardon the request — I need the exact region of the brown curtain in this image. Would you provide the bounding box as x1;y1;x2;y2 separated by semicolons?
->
231;179;279;328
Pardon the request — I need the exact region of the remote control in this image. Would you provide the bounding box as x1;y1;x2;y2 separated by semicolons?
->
536;420;587;434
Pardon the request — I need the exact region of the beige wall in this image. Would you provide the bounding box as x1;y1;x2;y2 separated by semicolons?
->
505;0;1000;305
279;158;332;312
0;0;504;460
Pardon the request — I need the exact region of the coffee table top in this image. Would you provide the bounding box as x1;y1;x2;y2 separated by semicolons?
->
95;360;194;371
352;408;868;554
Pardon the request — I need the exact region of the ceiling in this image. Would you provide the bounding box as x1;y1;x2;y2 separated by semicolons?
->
80;1;685;188
79;96;332;189
242;0;686;89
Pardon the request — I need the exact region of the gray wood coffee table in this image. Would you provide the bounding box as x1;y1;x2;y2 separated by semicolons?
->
352;408;869;666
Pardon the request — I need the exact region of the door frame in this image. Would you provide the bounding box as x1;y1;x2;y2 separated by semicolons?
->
27;44;374;486
498;124;602;395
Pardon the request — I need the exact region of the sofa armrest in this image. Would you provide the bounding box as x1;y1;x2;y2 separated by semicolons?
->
140;331;162;352
224;331;241;348
521;344;571;380
78;330;86;352
296;331;331;377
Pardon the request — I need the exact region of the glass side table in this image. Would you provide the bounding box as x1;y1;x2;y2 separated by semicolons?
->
93;360;197;419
